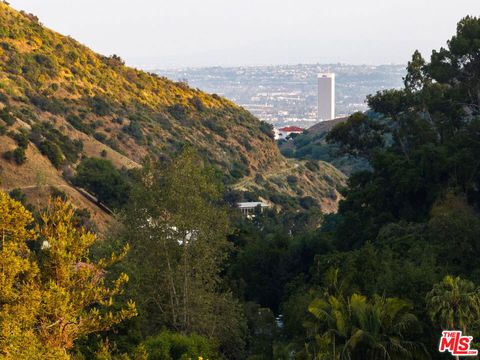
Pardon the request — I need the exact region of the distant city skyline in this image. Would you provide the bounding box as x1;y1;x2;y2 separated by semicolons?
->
159;64;406;128
7;0;480;69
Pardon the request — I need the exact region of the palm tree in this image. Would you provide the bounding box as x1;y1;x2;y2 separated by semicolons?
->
308;293;351;359
347;295;429;359
426;275;480;360
309;291;428;359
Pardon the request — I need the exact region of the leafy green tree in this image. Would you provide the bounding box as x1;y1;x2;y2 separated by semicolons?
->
404;50;429;93
226;209;331;313
427;195;480;277
118;149;246;358
326;112;386;160
328;16;480;248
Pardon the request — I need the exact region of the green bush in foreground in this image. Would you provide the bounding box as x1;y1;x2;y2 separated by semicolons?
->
140;331;218;360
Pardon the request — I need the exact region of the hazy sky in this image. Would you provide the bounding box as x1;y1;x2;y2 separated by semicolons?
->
7;0;480;69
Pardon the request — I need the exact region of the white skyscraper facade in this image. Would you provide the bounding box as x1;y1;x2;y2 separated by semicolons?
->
317;73;335;121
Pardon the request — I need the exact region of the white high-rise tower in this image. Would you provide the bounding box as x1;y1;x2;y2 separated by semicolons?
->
317;73;335;121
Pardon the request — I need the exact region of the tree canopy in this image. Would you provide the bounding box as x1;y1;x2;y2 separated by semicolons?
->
0;192;136;359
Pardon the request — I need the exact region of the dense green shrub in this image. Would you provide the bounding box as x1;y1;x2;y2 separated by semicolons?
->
90;95;113;116
66;114;92;134
122;121;144;143
73;157;130;209
299;196;318;209
92;119;104;128
0;92;8;103
39;140;63;168
13;146;26;165
204;118;227;138
8;188;28;205
2;150;13;161
3;146;26;165
12;130;29;148
305;160;319;172
259;121;274;139
29;94;67;115
15;106;38;123
0;106;15;125
94;132;107;143
154;113;172;130
280;147;293;158
230;161;248;180
189;96;205;111
167;104;188;121
49;186;68;201
139;331;218;360
286;175;298;186
30;123;83;164
32;53;58;75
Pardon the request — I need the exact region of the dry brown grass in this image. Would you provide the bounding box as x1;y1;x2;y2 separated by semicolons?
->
0;135;114;235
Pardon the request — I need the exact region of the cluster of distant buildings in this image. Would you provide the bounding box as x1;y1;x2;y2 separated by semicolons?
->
160;64;405;128
274;73;335;139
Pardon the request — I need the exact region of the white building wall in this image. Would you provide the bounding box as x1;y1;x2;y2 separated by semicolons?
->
317;73;335;121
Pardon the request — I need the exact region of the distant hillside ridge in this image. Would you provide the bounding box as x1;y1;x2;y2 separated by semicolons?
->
307;117;348;134
279;116;370;176
0;2;345;220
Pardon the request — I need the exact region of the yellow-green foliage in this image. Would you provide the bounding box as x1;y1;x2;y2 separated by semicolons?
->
0;192;45;358
0;192;136;359
0;3;226;110
0;2;276;183
0;3;344;211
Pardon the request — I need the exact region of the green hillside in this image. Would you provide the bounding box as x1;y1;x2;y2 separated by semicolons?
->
0;3;345;220
279;116;371;175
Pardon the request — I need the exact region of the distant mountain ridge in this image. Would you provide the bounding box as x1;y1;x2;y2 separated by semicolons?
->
0;3;345;227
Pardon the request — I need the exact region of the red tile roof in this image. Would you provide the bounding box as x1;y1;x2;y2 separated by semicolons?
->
279;126;304;132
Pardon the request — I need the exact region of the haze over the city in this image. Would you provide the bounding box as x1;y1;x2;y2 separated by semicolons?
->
7;0;480;68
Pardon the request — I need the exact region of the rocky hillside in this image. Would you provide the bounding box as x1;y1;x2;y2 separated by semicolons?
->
0;3;345;226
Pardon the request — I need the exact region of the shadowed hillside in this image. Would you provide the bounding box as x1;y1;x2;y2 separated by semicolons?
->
279;116;370;175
